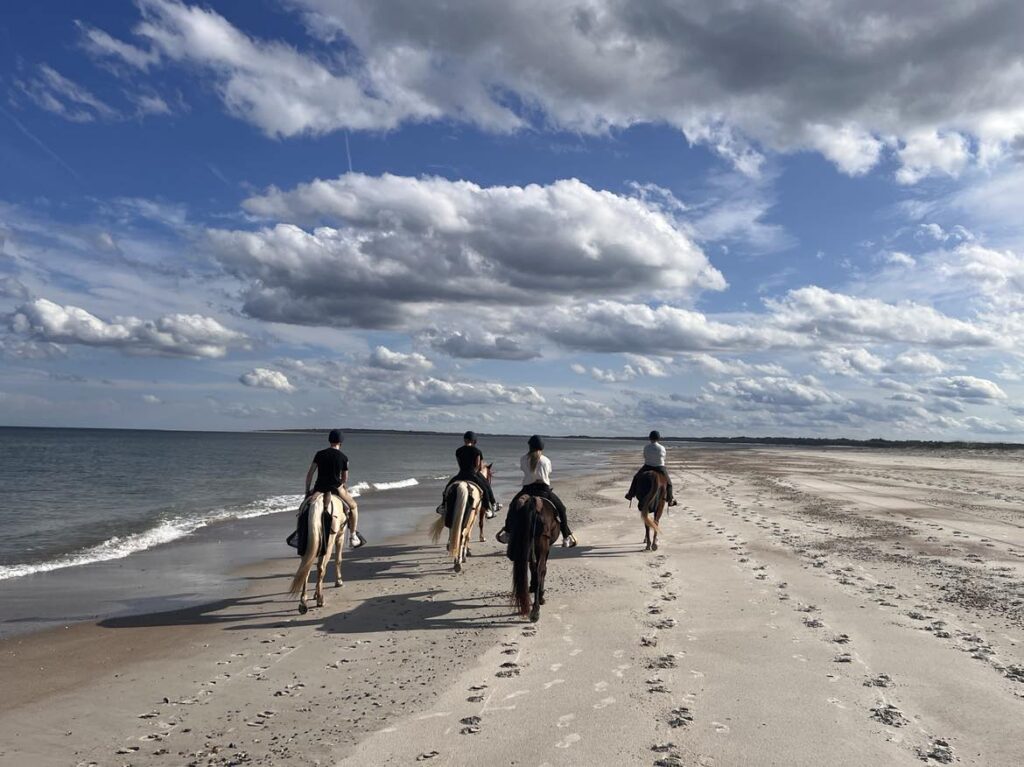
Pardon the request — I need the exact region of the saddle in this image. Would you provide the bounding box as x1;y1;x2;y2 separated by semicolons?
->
440;481;482;528
286;492;347;555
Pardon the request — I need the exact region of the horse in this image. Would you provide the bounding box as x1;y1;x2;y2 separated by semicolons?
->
635;469;666;551
430;476;485;572
508;493;560;622
289;491;347;614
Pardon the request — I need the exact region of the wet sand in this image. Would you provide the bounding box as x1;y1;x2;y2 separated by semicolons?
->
1;447;1023;766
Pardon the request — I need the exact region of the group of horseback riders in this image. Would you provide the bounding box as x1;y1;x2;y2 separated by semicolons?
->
303;428;677;552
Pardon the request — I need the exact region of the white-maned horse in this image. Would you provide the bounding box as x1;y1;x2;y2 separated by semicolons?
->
289;492;348;613
431;480;483;572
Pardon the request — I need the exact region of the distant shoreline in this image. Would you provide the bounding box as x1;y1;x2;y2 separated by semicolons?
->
2;424;1022;449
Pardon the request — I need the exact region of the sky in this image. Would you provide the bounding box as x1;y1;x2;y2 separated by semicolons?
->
1;0;1024;438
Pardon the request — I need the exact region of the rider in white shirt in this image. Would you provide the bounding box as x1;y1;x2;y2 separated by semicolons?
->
497;435;576;548
625;430;677;506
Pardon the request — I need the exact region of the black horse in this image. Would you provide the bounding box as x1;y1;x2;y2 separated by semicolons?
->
507;493;560;622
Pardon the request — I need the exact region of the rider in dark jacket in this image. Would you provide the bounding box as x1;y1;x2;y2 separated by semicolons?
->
443;431;498;515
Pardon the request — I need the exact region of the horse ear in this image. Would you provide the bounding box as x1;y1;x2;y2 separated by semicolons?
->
487;462;493;469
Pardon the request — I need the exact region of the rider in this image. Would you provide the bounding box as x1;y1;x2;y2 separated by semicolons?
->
625;430;678;506
497;435;577;547
443;430;499;517
305;429;366;548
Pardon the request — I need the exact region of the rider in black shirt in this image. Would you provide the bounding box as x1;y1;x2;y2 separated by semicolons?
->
443;431;498;515
305;429;366;547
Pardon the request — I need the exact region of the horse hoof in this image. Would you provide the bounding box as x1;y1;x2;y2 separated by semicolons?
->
334;581;343;588
298;602;308;615
316;597;324;608
645;544;652;551
529;611;540;623
454;561;462;573
539;595;546;605
652;542;659;551
466;549;473;557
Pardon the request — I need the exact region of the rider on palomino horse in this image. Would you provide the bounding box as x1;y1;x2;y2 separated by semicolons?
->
305;430;366;548
442;431;499;518
625;430;678;507
497;435;577;548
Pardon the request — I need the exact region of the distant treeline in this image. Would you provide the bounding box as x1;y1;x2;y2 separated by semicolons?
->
266;428;1023;450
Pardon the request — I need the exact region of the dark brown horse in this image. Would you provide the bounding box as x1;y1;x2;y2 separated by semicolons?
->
508;494;560;622
635;469;666;551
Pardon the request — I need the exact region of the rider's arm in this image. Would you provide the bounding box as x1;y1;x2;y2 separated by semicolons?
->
305;461;316;494
341;468;349;487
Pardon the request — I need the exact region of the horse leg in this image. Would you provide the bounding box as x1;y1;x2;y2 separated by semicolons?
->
298;575;308;614
333;528;345;587
643;513;652;550
529;558;540;622
479;507;486;542
652;505;663;551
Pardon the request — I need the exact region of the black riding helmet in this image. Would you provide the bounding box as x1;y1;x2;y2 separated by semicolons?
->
329;429;344;444
528;434;544;451
649;430;661;441
463;430;477;442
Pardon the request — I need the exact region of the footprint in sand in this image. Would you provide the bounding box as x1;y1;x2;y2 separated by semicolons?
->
543;679;565;690
594;697;615;709
712;721;731;733
827;697;847;709
792;654;808;662
550;663;563;671
594;681;609;692
569;648;583;657
557;713;575;728
555;733;581;749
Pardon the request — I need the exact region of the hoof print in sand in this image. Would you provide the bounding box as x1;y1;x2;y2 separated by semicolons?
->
640;635;658;647
1004;664;1024;683
832;634;851;644
667;707;694;728
647;654;678;670
646;677;671;693
652;742;684;766
833;653;853;663
870;704;909;727
416;751;440;761
651;617;677;630
863;673;893;688
803;618;824;628
496;662;521;678
459;715;482;734
917;739;955;764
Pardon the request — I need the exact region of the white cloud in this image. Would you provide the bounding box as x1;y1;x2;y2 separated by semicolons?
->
142;394;162;404
10;298;247;358
423;329;538;360
707;375;845;410
924;375;1007;402
403;377;544;406
213;174;723;327
86;0;1024;179
767;286;1003;348
367;345;433;371
240;367;296;393
16;65;119;123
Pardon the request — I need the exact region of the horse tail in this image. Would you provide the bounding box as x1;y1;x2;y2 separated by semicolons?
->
448;482;469;557
290;492;324;596
429;513;446;543
510;498;535;617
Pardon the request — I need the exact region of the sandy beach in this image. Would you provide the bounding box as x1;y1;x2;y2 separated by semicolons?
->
2;446;1023;766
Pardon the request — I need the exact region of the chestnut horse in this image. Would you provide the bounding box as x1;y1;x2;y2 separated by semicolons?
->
508;494;560;622
635;469;666;551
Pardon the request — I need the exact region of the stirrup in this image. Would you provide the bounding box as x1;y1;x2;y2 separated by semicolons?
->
350;531;367;548
668;499;678;506
562;534;577;548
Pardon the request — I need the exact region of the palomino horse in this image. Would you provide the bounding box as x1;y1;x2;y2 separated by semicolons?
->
289;492;347;613
635;469;666;551
430;476;484;572
509;494;560;622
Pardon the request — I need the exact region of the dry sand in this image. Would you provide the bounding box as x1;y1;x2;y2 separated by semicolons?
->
1;447;1022;766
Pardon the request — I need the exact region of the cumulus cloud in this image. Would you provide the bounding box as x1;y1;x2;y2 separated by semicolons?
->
682;353;787;378
767;287;1003;348
425;330;539;361
573;353;672;383
367;345;433;371
544;300;803;354
91;0;1024;178
403;377;544;406
10;298;247;358
706;375;845;410
212;174;723;327
923;375;1007;402
240;367;296;393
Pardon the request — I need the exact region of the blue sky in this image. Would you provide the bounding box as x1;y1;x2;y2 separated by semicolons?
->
2;0;1023;437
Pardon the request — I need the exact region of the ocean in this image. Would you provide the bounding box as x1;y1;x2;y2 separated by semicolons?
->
0;427;639;636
